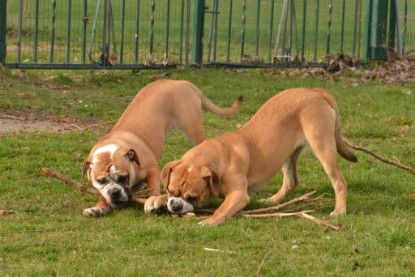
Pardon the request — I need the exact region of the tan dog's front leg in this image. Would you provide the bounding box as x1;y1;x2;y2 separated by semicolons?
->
145;167;161;196
199;191;250;226
83;196;113;217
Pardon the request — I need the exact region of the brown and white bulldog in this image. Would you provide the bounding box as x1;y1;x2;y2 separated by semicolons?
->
145;88;357;226
82;79;242;217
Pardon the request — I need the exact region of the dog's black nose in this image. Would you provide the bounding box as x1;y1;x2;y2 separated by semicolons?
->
109;188;121;200
171;199;183;213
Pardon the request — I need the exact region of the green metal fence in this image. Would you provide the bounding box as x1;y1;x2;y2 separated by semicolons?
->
1;0;414;69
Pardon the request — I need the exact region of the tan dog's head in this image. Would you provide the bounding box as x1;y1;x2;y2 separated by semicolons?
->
161;160;220;214
82;144;140;208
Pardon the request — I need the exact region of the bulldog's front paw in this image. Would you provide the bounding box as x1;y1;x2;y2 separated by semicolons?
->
83;206;112;217
144;195;168;213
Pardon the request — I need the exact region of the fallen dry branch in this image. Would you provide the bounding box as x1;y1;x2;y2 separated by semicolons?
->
41;167;147;204
0;210;15;217
242;210;314;218
344;138;415;175
298;212;341;231
240;190;317;215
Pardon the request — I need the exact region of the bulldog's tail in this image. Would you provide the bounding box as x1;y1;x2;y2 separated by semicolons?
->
314;88;358;163
187;82;243;116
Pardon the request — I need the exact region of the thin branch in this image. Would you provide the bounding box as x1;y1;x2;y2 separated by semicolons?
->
344;138;415;175
41;167;147;204
256;250;273;277
240;190;316;215
242;210;315;218
297;212;341;231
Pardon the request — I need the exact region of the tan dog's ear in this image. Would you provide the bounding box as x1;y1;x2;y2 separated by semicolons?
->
201;166;220;197
82;158;91;180
161;160;181;189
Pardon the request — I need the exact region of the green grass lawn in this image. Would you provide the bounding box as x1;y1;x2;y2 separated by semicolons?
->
0;67;414;276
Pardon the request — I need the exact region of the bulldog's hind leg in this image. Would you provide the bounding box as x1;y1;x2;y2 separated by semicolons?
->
260;146;304;204
83;196;113;217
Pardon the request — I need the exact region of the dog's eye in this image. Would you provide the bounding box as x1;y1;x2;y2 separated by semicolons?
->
116;175;128;183
97;178;107;185
185;195;197;202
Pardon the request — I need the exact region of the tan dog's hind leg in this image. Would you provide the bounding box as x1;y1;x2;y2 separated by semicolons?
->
260;146;304;204
83;196;113;217
306;130;347;216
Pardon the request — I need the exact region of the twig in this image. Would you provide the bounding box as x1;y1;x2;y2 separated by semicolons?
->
41;167;99;195
344;138;415;175
0;210;15;217
256;250;273;277
41;167;147;204
297;212;341;231
242;210;314;218
203;247;236;254
240;190;316;215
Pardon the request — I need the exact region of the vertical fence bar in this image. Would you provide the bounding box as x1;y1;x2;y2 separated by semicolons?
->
403;0;408;52
193;0;205;65
102;0;111;66
340;0;346;53
50;0;56;63
134;0;140;63
120;0;126;64
34;0;40;62
326;0;332;55
109;1;117;61
165;0;171;60
17;0;23;64
352;0;358;56
89;0;100;63
82;0;87;64
255;0;261;56
185;0;190;64
301;0;306;60
149;0;155;56
213;0;218;61
389;0;396;50
241;0;246;58
67;0;72;63
179;0;185;63
207;0;215;62
226;0;233;62
0;0;6;64
313;0;320;61
268;0;275;61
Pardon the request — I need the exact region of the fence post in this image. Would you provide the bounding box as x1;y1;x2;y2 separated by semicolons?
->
193;0;205;65
364;0;393;60
0;0;7;64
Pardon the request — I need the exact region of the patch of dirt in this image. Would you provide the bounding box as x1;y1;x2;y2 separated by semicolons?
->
0;110;105;134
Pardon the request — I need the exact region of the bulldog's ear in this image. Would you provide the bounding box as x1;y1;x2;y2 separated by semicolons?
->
201;166;220;197
82;158;91;180
161;160;181;189
126;149;140;165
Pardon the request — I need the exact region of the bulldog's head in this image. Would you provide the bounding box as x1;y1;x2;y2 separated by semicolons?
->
161;160;220;214
82;144;140;208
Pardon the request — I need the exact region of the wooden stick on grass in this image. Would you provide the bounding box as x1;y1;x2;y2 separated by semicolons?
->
344;138;415;175
41;167;147;204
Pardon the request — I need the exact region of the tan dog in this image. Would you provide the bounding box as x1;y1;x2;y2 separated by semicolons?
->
82;80;242;217
145;88;357;226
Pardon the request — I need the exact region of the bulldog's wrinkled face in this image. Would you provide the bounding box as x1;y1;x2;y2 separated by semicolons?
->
83;144;140;208
162;162;219;214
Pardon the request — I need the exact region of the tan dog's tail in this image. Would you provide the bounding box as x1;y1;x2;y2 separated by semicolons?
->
187;82;243;116
314;88;358;163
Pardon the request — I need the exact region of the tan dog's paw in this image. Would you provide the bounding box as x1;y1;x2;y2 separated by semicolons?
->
144;195;168;213
198;217;222;227
83;206;112;217
330;210;346;217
